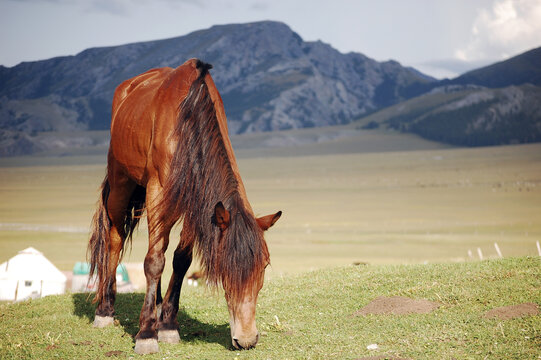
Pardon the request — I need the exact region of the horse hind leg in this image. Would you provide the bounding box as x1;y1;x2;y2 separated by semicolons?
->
90;175;138;327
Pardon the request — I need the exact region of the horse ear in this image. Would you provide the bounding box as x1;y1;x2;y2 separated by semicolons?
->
257;211;282;231
214;202;230;231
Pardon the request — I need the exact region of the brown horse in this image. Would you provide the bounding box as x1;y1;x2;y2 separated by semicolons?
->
87;59;281;354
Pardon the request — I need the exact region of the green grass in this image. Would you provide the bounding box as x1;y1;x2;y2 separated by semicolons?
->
0;257;539;359
1;140;540;358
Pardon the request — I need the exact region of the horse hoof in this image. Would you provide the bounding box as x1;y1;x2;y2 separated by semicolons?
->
158;329;180;343
93;315;114;328
134;338;159;355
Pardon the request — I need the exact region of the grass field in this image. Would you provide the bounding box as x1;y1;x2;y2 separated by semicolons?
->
1;130;540;359
1;137;540;277
0;257;539;359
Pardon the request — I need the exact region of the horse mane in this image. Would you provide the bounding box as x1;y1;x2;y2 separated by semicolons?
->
155;61;269;302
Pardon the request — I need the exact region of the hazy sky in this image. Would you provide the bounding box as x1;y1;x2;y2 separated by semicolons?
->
1;0;540;78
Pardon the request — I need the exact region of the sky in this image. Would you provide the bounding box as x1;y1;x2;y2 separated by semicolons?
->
1;0;541;79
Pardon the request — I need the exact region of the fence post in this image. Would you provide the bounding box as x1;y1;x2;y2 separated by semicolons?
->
494;243;503;258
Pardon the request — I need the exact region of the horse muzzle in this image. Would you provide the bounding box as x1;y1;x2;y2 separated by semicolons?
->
232;332;259;350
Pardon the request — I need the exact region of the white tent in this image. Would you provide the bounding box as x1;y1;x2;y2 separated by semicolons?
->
0;247;67;301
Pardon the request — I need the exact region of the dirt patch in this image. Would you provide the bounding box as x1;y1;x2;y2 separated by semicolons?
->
353;296;440;316
485;303;539;320
104;350;124;357
356;356;411;360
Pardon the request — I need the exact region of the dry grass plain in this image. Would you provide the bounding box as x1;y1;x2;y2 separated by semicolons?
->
1;132;540;281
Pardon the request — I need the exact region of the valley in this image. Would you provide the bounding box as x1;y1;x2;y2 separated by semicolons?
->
1;133;539;279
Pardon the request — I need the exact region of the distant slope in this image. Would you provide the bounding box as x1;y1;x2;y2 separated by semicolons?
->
445;46;541;88
360;46;541;147
232;126;451;158
354;83;541;146
0;124;451;161
0;21;433;156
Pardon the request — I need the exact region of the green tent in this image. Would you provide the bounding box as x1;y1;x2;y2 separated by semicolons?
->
72;262;129;282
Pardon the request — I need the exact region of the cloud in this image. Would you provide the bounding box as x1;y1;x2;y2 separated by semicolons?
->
250;1;269;11
415;58;494;79
455;0;541;61
78;0;203;16
86;0;135;15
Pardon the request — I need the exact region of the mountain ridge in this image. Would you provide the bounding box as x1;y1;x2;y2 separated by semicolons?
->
444;46;541;88
346;45;541;147
1;21;540;156
0;21;435;155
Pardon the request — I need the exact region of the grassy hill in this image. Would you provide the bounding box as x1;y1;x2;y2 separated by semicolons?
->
1;257;539;359
446;46;541;88
348;47;541;147
352;84;541;146
1;132;539;358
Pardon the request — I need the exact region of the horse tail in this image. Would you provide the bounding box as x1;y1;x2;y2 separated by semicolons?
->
87;176;146;303
124;184;146;249
87;175;112;303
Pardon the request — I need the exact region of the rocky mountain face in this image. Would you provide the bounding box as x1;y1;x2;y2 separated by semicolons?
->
0;21;433;156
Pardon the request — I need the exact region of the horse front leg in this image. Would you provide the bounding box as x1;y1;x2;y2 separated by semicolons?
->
158;233;193;343
134;239;168;354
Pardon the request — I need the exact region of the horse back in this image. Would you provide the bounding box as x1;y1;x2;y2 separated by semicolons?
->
109;60;207;185
109;67;175;184
108;59;251;212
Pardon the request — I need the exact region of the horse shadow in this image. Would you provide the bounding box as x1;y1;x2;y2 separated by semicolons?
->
71;293;231;349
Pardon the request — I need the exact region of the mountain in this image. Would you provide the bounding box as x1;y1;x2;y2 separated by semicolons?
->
444;46;541;88
354;46;541;147
355;83;541;146
0;21;434;156
2;22;540;157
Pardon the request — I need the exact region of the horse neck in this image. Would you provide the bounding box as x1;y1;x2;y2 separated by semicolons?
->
204;75;254;216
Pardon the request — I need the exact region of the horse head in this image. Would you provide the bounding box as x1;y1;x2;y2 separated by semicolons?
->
214;202;281;349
